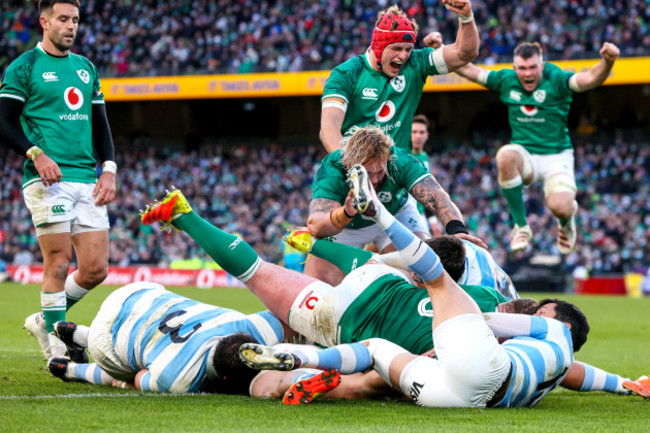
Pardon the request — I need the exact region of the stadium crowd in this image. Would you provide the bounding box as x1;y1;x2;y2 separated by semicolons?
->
1;0;649;77
0;133;648;276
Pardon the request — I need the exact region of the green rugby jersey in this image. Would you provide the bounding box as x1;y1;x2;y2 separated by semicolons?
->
322;48;445;150
312;146;431;229
338;273;508;354
0;43;104;187
485;62;575;155
409;150;430;214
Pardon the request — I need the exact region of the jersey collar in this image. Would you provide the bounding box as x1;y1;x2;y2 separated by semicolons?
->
36;41;69;58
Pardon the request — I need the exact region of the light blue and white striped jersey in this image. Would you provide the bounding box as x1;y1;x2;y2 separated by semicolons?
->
459;240;518;300
111;287;283;393
496;316;574;407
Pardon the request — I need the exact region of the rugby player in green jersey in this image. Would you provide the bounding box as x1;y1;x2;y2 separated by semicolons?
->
0;0;117;360
454;41;619;254
320;2;479;154
408;114;435;236
306;124;486;285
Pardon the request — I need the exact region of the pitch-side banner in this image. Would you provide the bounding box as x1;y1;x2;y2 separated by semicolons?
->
7;265;245;289
101;57;650;101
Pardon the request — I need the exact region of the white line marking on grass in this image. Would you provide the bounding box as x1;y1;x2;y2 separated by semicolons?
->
0;392;197;400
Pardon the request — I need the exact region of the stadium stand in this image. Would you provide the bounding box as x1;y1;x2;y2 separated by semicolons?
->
1;0;650;76
0;133;647;275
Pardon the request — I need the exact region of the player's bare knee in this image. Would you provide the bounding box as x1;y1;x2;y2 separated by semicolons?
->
78;261;108;287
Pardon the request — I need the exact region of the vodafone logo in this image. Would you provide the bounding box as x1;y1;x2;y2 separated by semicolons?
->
520;105;538;116
64;87;84;110
375;100;396;123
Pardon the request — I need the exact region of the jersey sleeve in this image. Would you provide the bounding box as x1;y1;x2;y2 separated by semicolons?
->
90;61;105;105
484;68;510;91
322;66;354;110
138;371;160;392
393;147;432;191
410;47;445;78
0;60;30;102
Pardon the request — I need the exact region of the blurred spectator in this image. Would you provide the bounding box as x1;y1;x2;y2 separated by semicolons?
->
0;132;648;275
2;0;650;77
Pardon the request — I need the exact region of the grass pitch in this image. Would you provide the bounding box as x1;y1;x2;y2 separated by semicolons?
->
1;283;649;432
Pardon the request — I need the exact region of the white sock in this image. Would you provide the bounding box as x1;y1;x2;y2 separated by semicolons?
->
65;271;89;307
73;324;90;347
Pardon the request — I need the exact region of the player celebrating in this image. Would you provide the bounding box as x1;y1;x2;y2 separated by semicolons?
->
0;0;117;359
454;41;620;253
320;2;478;153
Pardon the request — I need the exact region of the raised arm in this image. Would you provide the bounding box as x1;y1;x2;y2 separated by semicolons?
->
454;62;489;85
571;42;619;92
437;0;479;72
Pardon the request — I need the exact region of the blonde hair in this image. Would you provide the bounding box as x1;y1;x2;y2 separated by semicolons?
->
375;5;420;36
342;125;395;173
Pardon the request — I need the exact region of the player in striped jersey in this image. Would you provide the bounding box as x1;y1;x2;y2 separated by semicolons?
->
241;165;589;408
48;281;286;394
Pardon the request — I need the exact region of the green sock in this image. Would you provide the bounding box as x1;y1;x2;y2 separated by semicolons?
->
311;239;373;274
500;178;528;227
42;291;66;333
174;211;261;281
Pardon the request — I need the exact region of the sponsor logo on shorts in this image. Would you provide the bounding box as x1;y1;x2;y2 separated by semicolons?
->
229;238;243;250
298;290;315;309
77;69;90;84
409;381;424;402
362;88;378;100
51;204;65;214
390;75;405;93
42;72;58;82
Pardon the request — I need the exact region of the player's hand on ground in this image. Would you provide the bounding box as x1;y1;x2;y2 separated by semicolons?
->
600;42;619;63
442;0;472;17
33;153;63;186
423;32;443;49
94;171;117;205
453;232;488;250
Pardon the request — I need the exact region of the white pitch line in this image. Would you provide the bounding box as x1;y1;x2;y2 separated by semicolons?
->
0;392;198;400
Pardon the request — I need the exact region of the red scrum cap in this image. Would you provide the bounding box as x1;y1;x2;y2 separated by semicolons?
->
371;13;416;64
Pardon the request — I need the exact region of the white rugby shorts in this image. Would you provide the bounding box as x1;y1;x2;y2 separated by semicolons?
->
23;181;109;236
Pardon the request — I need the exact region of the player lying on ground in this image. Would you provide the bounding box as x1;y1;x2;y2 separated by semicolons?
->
46;281;341;402
241;164;591;408
139;183;645;400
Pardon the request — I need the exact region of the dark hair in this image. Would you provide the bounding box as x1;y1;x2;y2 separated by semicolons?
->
412;114;429;128
514;42;543;60
538;298;589;352
425;235;466;282
511;298;539;315
200;332;258;395
39;0;80;14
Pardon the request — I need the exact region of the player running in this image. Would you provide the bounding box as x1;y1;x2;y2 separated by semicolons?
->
0;0;117;360
320;2;478;153
453;41;620;253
